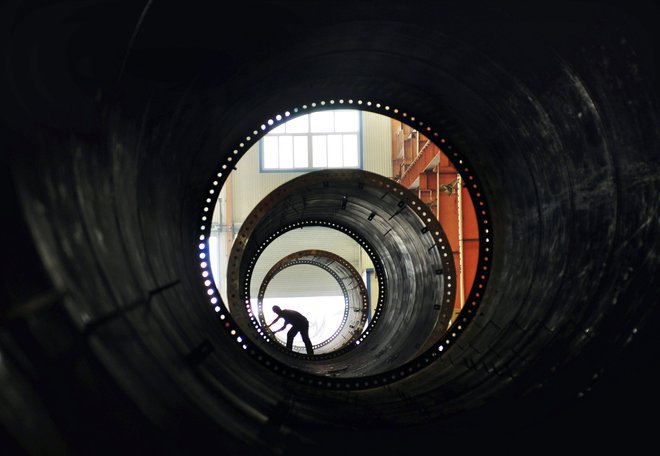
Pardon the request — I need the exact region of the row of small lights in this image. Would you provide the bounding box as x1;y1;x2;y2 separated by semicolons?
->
221;167;456;363
238;167;456;344
255;258;356;352
221;168;388;352
370;173;457;310
197;98;492;388
239;219;386;359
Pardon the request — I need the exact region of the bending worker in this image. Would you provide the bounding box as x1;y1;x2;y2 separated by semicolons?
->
266;305;314;355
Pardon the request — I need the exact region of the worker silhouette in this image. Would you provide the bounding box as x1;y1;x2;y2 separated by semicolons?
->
266;305;314;355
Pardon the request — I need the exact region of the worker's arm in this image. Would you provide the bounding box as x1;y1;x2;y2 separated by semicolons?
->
271;323;288;333
267;317;289;333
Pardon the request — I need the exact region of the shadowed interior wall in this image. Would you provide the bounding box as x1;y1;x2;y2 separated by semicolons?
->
1;1;659;455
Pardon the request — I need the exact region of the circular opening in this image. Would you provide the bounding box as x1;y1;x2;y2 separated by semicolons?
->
249;233;373;357
260;265;348;352
231;217;387;369
201;102;490;388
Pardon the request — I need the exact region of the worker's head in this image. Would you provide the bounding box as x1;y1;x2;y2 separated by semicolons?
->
272;305;282;315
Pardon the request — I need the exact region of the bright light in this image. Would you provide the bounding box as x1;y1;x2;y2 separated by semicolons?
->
209;234;220;287
256;296;345;349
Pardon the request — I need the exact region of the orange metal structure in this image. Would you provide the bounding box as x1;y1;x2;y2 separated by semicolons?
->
392;119;479;320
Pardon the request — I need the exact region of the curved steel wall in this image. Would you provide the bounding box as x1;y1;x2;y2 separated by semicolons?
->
2;1;659;455
256;249;370;356
224;169;456;377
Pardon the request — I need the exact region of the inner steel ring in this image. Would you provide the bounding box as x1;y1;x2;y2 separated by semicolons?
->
257;250;370;355
227;169;456;377
236;220;386;363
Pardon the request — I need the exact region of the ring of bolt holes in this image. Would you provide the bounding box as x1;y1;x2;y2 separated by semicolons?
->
260;260;360;350
259;260;354;351
238;218;390;361
232;168;455;361
197;99;492;389
256;255;369;353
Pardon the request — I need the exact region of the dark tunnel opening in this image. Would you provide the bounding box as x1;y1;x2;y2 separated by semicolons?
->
1;1;659;455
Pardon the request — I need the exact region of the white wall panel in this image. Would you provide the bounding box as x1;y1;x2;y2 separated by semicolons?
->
230;143;303;224
361;111;392;177
249;227;364;298
229;110;394;225
223;110;392;301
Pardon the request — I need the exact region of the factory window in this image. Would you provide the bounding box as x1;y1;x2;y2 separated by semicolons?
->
260;110;362;171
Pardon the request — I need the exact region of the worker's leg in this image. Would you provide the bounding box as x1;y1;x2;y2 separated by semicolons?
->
301;322;313;355
286;328;299;350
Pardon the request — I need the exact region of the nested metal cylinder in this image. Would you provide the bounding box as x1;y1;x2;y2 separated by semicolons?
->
226;169;456;377
256;249;369;355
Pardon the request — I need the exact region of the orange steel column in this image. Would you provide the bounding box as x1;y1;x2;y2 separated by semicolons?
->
391;118;402;180
391;126;480;322
460;181;479;310
434;152;461;316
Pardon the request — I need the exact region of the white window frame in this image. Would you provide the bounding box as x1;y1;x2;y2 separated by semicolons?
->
259;110;363;172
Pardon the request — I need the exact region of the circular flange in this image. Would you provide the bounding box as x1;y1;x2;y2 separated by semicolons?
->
197;100;493;389
227;168;456;375
256;250;370;355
